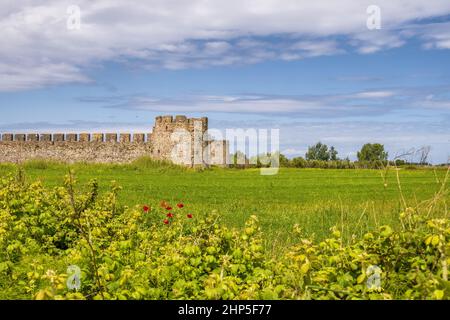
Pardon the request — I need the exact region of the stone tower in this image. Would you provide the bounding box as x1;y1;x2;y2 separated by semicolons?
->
149;115;209;166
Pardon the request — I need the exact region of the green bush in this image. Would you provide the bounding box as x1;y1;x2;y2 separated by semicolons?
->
255;156;404;170
0;171;448;300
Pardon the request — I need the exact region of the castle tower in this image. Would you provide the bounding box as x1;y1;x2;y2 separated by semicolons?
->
149;115;208;166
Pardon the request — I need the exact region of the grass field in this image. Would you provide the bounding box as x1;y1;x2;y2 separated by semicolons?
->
0;159;448;253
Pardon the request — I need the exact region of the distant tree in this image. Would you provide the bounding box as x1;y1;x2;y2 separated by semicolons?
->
417;146;431;165
306;142;329;161
305;142;339;161
254;152;287;167
279;153;290;167
395;159;406;166
255;151;291;168
291;157;307;168
329;146;338;161
232;151;249;166
357;143;388;162
249;155;259;166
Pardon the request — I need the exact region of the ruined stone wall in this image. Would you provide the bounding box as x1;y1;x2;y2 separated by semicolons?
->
0;133;152;164
0;116;230;166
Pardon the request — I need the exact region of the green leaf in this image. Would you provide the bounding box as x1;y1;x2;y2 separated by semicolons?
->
357;274;366;284
431;235;440;246
300;262;310;274
433;290;444;300
380;226;393;238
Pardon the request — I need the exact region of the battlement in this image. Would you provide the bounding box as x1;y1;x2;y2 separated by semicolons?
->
0;115;210;145
0;133;150;143
154;115;208;132
155;115;207;124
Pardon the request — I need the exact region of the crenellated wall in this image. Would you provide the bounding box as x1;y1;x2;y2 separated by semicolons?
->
0;133;151;143
0;132;152;164
0;116;230;166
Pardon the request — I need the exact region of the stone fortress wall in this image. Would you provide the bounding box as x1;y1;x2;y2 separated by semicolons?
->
0;115;230;166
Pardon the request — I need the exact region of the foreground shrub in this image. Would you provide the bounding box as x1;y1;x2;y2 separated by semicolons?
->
0;170;448;300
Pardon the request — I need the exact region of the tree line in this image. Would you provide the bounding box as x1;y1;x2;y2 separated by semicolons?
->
231;143;440;169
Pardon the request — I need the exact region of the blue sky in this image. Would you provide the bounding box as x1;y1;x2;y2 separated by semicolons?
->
0;0;449;163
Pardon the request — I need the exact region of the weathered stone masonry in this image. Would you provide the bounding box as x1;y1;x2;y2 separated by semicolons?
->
0;115;230;166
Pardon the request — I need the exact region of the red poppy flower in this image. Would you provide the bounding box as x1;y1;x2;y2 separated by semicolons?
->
143;205;150;212
167;213;174;218
163;219;170;225
166;206;173;211
177;203;184;209
187;214;193;219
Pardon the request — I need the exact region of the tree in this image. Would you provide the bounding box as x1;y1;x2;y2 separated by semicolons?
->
417;146;431;165
291;157;307;168
357;143;388;162
279;153;290;167
329;146;338;161
232;151;249;167
305;142;339;161
254;152;286;168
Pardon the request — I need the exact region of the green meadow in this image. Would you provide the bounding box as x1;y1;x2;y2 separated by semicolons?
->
0;159;448;252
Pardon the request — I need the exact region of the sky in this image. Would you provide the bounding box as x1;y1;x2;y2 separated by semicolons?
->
0;0;449;163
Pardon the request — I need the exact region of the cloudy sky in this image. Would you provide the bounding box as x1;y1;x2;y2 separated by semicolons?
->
0;0;449;163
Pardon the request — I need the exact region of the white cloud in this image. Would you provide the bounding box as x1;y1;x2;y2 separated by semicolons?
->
419;22;450;49
0;62;90;91
350;91;396;98
351;30;407;54
138;97;323;114
1;0;450;91
203;41;231;55
87;86;450;116
417;99;450;110
290;40;343;57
